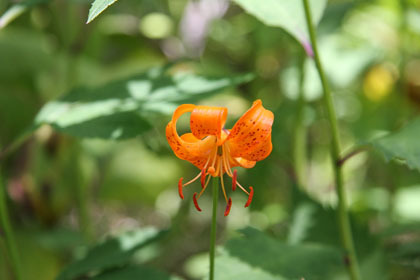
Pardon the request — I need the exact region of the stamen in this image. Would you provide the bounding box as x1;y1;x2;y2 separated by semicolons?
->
244;186;254;208
183;171;202;187
193;192;202;211
203;147;216;170
219;161;228;203
232;170;237;191
214;157;221;176
224;198;232;216
178;178;184;199
183;146;217;189
236;181;250;195
209;148;218;174
221;144;232;177
197;175;211;199
223;144;234;177
200;169;206;188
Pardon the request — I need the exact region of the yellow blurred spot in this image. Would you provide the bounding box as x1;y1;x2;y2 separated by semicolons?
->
140;13;173;39
256;52;280;79
363;64;395;102
35;124;53;143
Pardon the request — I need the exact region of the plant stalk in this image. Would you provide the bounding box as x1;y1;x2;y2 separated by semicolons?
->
302;1;362;280
209;178;219;280
293;53;307;188
0;174;23;280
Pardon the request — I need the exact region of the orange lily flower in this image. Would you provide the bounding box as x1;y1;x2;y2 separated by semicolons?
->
166;100;274;216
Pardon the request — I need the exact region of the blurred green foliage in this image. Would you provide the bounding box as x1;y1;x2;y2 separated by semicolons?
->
1;0;420;279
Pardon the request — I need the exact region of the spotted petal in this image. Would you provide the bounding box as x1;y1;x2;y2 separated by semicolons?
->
227;99;274;161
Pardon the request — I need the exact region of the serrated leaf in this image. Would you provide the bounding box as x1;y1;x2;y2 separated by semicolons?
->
35;65;253;140
232;0;327;54
369;118;420;172
87;0;119;24
57;227;166;280
217;227;343;280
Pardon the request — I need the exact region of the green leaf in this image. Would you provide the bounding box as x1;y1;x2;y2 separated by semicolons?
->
35;65;253;140
369;118;420;172
90;266;181;280
232;0;327;53
213;252;284;280
57;227;166;280
0;0;49;29
392;242;420;260
286;202;317;245
217;227;343;280
87;0;119;24
381;222;420;238
51;111;152;140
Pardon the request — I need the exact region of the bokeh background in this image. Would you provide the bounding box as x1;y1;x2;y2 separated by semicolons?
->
1;0;420;279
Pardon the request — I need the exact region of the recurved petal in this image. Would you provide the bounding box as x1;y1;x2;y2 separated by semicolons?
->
166;105;216;169
190;105;227;143
230;157;256;169
228;100;274;160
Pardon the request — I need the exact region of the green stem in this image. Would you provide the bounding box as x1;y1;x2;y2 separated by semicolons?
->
302;1;362;280
209;178;219;280
0;127;35;162
0;174;23;280
293;53;307;188
337;145;369;167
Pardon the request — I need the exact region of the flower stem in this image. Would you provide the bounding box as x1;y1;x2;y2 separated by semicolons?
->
0;173;23;280
293;53;307;188
302;1;362;280
0;128;34;162
209;178;219;280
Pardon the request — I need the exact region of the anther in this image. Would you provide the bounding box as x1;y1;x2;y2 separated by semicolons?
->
232;170;237;191
200;169;206;188
193;192;202;211
244;187;254;208
178;178;184;199
224;198;232;216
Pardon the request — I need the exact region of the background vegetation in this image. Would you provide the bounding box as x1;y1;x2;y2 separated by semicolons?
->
0;0;420;279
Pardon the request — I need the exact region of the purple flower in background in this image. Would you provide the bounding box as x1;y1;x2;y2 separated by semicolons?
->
180;0;229;57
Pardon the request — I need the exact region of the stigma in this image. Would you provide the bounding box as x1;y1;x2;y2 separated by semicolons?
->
177;142;254;216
